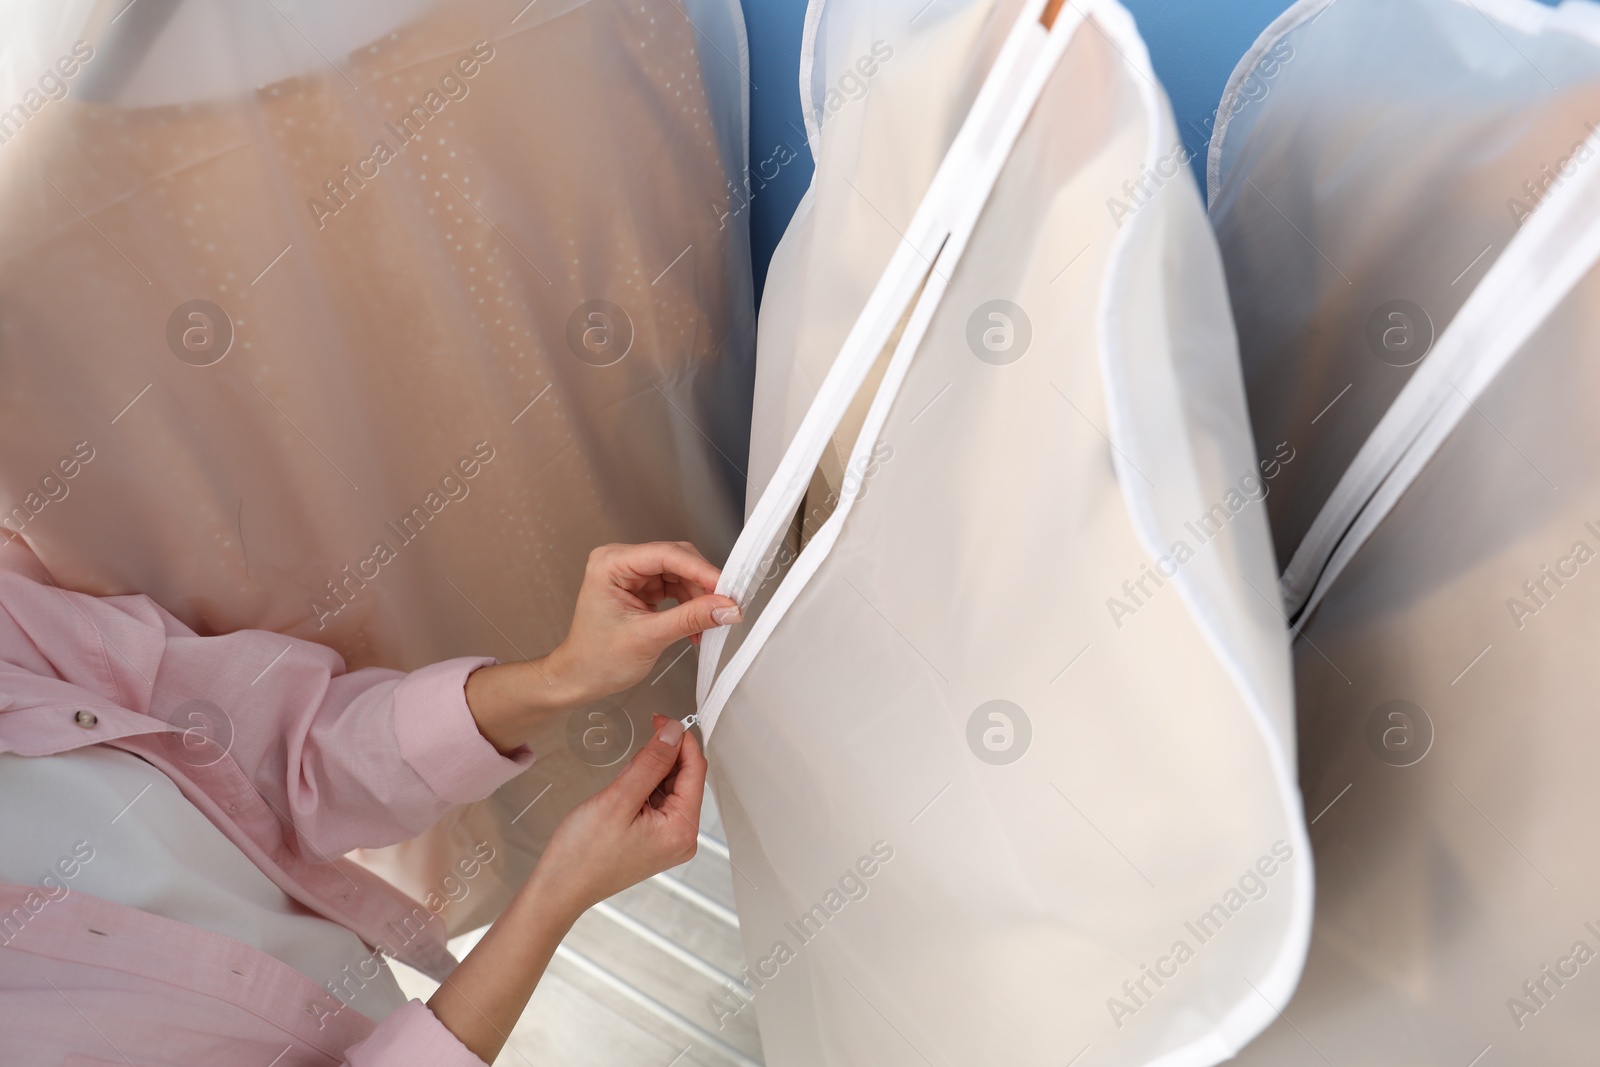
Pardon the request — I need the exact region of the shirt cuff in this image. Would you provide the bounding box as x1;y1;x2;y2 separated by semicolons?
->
343;999;489;1066
392;657;534;805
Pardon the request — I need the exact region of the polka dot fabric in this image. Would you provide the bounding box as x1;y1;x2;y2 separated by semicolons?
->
0;0;753;929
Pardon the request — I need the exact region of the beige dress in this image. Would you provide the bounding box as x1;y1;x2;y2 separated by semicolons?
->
0;0;753;931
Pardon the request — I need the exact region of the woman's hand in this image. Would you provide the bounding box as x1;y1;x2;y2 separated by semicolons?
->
465;541;740;753
426;715;707;1062
546;542;741;702
533;713;706;914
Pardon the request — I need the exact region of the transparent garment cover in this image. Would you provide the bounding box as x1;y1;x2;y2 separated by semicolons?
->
697;1;1311;1063
1209;0;1600;1061
0;0;754;931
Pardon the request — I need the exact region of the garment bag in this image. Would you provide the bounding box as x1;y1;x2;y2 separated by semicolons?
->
1209;0;1600;1061
0;0;753;931
696;1;1311;1063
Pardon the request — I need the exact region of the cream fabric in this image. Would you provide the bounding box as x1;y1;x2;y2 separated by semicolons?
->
697;2;1311;1063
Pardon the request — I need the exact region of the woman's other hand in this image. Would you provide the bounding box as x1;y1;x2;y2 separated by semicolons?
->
426;714;707;1062
465;541;739;752
533;713;706;913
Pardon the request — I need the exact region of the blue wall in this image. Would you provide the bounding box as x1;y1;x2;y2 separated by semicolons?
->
736;0;1561;301
737;0;1303;300
739;0;818;304
1122;0;1301;181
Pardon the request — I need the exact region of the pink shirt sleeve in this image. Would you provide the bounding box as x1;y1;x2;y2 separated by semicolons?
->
0;546;534;857
342;1000;491;1066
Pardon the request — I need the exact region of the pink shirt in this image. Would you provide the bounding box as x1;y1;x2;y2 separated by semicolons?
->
0;541;534;1065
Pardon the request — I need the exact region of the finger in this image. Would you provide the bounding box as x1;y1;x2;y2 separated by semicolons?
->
606;718;688;813
659;728;707;828
673;541;709;561
635;574;668;607
662;577;710;606
643;717;682;810
640;593;742;649
587;545;679;602
610;542;723;595
663;572;712;603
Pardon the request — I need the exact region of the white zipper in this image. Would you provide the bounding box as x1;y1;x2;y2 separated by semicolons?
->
1284;123;1600;621
694;0;1077;735
1207;0;1600;622
1291;128;1600;620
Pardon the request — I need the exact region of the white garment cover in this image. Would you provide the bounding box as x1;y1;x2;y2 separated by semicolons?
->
0;0;753;930
698;1;1312;1063
1210;0;1600;1061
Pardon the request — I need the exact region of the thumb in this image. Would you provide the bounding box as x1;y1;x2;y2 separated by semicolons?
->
642;593;741;649
608;719;687;811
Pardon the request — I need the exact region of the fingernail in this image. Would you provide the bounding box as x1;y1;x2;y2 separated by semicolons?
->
657;719;686;746
712;604;743;626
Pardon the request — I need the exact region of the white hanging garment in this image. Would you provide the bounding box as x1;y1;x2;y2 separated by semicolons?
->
696;1;1311;1063
1209;0;1600;1061
0;0;753;931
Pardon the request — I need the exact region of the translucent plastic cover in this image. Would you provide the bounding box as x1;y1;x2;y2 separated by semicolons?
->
1211;0;1600;1061
700;2;1311;1063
